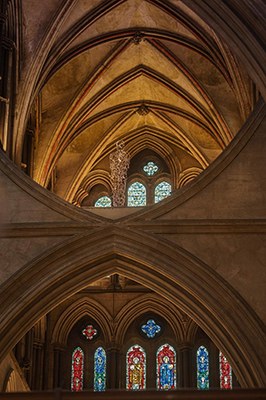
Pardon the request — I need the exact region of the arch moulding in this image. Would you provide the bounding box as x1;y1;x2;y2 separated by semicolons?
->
0;228;265;387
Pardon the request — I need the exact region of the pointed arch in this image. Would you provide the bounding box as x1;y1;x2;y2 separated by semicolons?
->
114;293;186;345
51;298;113;346
0;227;265;387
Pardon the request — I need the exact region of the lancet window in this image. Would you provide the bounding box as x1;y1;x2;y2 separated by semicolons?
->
94;347;106;391
156;344;176;390
126;345;146;390
71;347;84;391
219;351;232;389
197;346;209;390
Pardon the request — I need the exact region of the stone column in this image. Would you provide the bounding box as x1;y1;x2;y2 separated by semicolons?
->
20;329;34;386
53;344;65;389
107;345;120;389
31;340;44;390
178;343;193;388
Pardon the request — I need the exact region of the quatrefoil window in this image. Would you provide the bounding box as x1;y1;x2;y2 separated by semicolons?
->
141;319;161;338
143;161;159;176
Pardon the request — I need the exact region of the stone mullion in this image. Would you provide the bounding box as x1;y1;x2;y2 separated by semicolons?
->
178;343;193;388
107;344;120;389
31;340;44;390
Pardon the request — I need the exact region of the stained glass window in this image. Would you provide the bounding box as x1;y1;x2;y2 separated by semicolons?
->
94;347;106;391
156;344;176;390
197;346;209;390
95;196;112;207
82;325;97;340
154;181;171;203
219;351;232;389
141;319;161;338
126;345;146;390
127;182;146;207
143;161;159;176
71;347;84;391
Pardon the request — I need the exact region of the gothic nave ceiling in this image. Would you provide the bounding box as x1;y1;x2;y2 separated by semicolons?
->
23;0;255;205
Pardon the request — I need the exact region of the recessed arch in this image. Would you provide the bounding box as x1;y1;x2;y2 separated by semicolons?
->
0;227;265;387
113;293;186;345
52;298;113;346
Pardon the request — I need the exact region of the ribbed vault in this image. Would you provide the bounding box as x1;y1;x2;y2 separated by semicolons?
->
1;0;265;392
12;0;256;205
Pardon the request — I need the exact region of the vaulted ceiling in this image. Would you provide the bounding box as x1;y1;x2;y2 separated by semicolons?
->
22;0;255;205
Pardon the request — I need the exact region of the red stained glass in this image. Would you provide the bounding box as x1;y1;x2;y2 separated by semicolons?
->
156;344;176;390
71;347;84;391
126;345;146;390
219;352;232;389
82;324;97;340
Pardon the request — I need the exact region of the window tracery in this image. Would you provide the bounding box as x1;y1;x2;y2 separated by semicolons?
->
143;161;159;176
141;319;161;338
94;196;112;207
127;182;146;207
82;325;97;340
154;181;171;203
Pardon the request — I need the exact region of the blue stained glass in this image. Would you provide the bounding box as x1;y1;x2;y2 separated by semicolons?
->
156;344;176;390
94;347;106;391
154;181;171;203
95;196;112;207
141;319;161;338
143;161;159;176
127;182;146;207
197;346;209;390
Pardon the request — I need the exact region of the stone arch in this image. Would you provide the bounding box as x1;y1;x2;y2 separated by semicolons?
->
52;298;113;346
114;293;186;345
0;227;265;387
3;369;15;393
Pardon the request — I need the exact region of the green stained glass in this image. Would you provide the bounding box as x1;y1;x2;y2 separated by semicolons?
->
127;182;146;207
143;161;158;176
154;181;171;203
94;347;106;391
197;346;209;390
94;196;112;207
